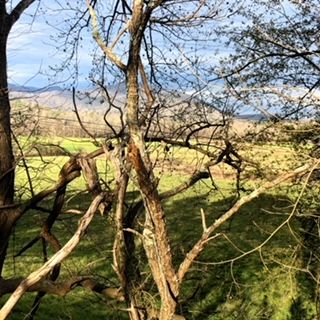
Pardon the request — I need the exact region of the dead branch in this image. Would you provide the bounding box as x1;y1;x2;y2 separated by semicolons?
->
177;161;317;283
20;148;105;216
0;276;124;301
160;171;210;200
29;165;70;318
0;193;105;320
78;157;109;215
72;87;98;141
0;276;86;297
21;157;81;215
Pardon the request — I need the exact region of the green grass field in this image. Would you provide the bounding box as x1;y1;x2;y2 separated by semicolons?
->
2;137;317;319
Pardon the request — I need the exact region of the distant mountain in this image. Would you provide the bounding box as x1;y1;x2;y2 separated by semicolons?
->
236;113;267;121
8;84;265;121
9;83;64;93
9;85;120;111
9;84;39;93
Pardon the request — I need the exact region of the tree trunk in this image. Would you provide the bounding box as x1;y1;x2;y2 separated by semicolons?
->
0;10;15;275
0;8;14;205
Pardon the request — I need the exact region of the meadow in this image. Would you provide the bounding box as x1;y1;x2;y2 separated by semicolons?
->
1;136;317;320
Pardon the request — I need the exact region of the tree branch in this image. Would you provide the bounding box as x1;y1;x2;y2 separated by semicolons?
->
0;194;105;320
0;276;124;301
177;161;317;283
160;171;210;200
87;0;127;72
9;0;36;27
20;148;105;217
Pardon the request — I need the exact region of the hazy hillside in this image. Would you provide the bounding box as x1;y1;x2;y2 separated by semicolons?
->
9;85;126;111
9;84;263;139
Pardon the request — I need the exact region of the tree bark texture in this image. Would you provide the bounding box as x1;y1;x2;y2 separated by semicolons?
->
0;5;15;277
0;0;39;277
0;5;14;206
125;3;179;318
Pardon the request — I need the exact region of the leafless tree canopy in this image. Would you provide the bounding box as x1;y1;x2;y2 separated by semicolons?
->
0;0;319;319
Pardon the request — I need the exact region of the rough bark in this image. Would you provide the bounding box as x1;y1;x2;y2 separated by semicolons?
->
0;4;15;277
125;3;179;318
0;0;37;278
0;48;13;205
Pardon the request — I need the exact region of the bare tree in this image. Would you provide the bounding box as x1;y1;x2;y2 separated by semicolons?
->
1;1;319;319
80;1;317;319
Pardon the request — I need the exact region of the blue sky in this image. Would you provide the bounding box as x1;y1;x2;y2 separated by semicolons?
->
7;0;316;119
7;0;255;96
7;0;299;91
8;1;94;88
7;0;235;90
8;20;54;87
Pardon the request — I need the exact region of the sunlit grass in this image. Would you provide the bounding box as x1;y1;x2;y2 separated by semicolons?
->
4;138;317;319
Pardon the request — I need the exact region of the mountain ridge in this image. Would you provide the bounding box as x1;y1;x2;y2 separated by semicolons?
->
8;83;265;121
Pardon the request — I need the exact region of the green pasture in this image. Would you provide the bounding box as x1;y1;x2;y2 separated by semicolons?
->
2;138;317;319
17;136;99;155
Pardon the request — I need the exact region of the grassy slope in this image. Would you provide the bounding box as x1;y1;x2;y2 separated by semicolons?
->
2;138;316;319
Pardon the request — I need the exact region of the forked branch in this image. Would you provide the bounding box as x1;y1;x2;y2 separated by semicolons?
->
177;161;317;283
87;0;127;72
0;194;105;320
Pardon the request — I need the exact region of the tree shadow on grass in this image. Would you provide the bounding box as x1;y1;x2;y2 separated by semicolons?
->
3;190;142;319
163;191;315;319
165;192;293;261
0;290;129;320
5;189;316;319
